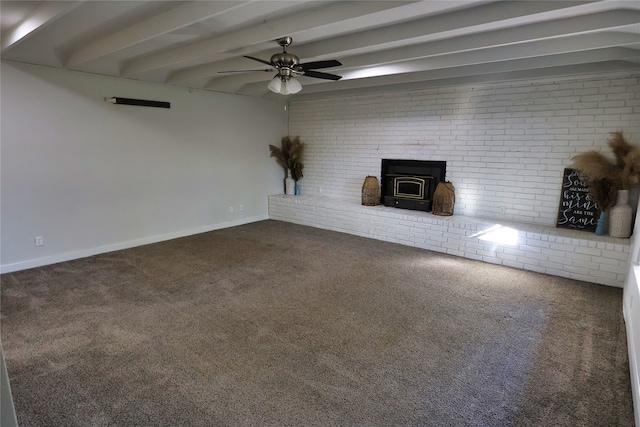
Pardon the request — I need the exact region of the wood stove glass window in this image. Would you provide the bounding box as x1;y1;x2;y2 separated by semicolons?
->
394;176;425;199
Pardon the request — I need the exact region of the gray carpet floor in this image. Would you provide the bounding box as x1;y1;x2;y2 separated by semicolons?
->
0;220;634;426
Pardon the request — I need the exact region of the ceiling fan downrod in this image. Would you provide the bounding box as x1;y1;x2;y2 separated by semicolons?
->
271;37;298;70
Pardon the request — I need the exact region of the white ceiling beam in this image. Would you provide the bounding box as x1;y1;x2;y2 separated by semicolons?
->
287;48;640;95
167;53;275;84
290;1;600;60
206;72;273;90
65;1;252;68
121;1;418;77
336;10;640;70
170;0;600;84
340;33;640;80
287;62;637;101
287;0;494;45
1;1;82;53
204;32;639;91
166;0;493;83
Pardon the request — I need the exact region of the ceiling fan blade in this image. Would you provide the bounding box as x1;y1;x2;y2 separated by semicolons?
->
303;70;342;81
299;60;342;70
243;55;273;66
218;69;274;74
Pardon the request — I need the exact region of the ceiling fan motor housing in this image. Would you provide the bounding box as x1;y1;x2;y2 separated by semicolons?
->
270;52;299;70
278;68;294;81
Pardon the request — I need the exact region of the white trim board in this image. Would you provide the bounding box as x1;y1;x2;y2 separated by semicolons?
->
0;215;268;274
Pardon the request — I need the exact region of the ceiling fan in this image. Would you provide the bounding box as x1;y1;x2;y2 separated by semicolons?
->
219;37;342;95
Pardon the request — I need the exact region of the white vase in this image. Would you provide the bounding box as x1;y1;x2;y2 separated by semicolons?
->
609;190;632;238
285;169;295;195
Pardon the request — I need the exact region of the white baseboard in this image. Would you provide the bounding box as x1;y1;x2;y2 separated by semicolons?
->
0;215;268;274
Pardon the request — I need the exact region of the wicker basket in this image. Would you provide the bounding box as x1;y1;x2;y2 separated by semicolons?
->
361;176;380;206
432;182;455;215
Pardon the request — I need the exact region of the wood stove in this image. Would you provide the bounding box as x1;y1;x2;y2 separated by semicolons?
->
381;159;446;212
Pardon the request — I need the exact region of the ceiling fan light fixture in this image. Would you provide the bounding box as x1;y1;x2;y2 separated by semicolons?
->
268;76;302;95
279;80;292;95
268;77;283;93
286;77;302;94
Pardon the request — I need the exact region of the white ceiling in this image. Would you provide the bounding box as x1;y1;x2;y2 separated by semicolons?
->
2;0;639;100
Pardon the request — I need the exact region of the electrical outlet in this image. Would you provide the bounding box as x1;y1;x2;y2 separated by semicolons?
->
239;204;244;211
35;236;43;246
229;206;234;213
499;206;506;215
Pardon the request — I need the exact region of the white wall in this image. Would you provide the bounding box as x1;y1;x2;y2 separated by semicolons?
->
624;204;640;425
1;62;287;272
288;72;640;226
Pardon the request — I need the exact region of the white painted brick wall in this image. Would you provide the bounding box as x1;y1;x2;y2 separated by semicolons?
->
288;72;640;226
269;195;630;287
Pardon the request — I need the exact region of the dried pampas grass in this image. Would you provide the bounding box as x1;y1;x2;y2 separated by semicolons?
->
269;136;305;181
572;131;640;211
586;178;619;213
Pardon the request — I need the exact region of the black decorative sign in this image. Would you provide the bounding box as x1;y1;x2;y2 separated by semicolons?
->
556;168;599;231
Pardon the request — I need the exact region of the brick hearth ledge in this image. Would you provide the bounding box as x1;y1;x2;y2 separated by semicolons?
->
269;194;630;288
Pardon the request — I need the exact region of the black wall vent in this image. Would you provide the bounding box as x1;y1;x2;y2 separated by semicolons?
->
105;97;170;108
